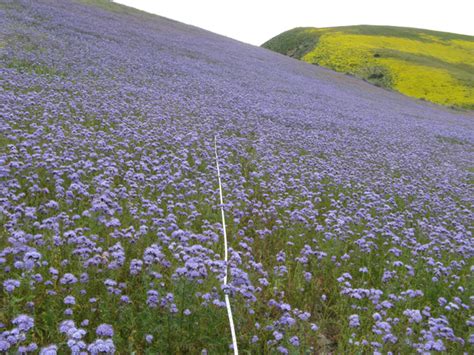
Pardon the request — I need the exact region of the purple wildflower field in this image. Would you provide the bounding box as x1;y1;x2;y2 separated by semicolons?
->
1;0;473;353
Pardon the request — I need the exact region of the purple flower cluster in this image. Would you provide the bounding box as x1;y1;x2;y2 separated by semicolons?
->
0;315;35;352
0;0;472;353
96;324;114;338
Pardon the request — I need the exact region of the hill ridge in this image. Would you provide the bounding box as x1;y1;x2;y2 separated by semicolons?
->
262;25;474;109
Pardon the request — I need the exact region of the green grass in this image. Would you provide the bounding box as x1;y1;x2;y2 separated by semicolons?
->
262;25;474;109
6;57;64;77
260;27;321;60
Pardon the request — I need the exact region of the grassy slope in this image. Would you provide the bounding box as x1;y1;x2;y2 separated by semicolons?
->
262;25;474;109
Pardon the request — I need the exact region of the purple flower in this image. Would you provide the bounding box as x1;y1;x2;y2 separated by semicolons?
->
96;324;114;337
12;315;34;332
373;312;382;321
67;339;87;353
349;314;360;328
273;331;283;341
23;251;41;270
69;328;86;340
64;296;76;305
64;308;73;316
424;339;445;351
3;279;21;293
87;338;115;354
120;295;131;303
289;336;300;346
403;309;422;323
129;259;143;275
59;320;76;334
298;312;310;321
146;290;159;308
39;345;58;355
60;273;78;285
0;340;10;352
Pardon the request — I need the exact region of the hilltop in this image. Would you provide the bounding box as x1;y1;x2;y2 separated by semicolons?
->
0;1;473;354
262;25;474;109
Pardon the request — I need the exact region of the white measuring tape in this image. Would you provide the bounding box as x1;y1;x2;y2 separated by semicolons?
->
214;135;239;355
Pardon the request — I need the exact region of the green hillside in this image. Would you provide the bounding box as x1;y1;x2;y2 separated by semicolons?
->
262;25;474;109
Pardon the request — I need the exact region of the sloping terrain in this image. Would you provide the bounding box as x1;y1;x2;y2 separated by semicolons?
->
1;1;473;353
263;25;474;109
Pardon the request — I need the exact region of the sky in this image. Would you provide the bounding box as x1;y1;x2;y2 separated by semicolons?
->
115;0;474;45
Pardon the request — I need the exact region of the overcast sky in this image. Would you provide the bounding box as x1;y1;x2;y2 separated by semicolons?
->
115;0;474;45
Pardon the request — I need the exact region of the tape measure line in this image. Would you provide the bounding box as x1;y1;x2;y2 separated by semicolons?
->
214;135;239;355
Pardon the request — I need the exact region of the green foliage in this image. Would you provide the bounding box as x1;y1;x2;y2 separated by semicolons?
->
262;27;320;58
360;65;393;87
6;58;63;77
